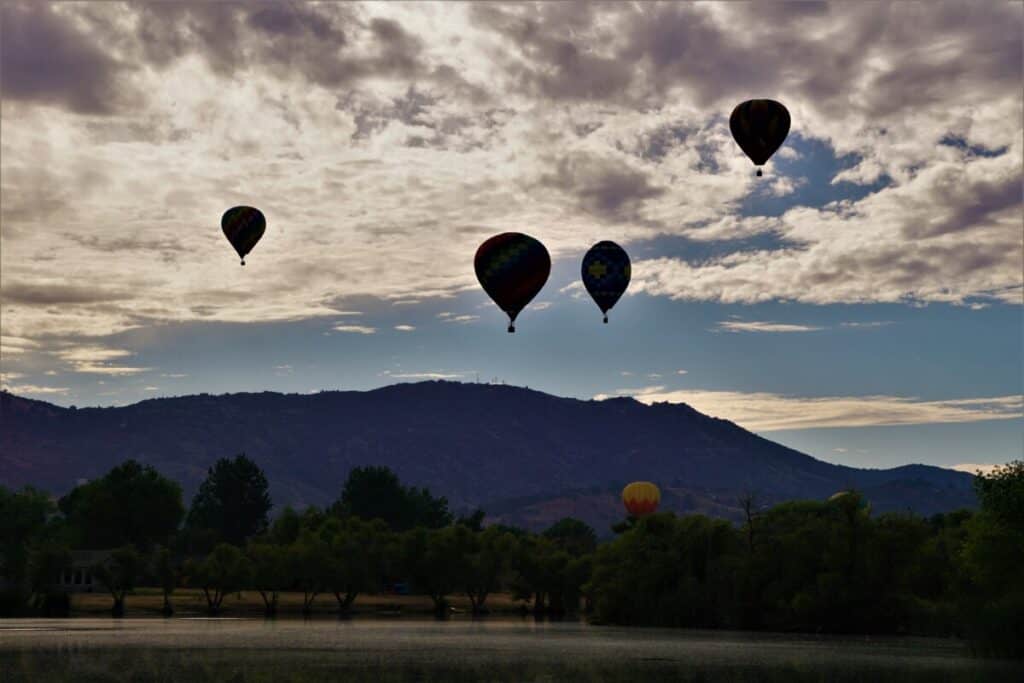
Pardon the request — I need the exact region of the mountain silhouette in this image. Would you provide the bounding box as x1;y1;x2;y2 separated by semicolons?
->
0;382;976;531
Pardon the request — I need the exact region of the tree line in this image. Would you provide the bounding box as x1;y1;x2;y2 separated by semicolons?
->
1;457;1021;658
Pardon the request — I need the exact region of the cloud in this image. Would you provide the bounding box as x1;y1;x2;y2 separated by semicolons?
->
440;314;479;324
676;369;688;375
0;1;1020;363
595;386;1023;431
387;371;466;380
394;325;416;331
1;381;70;395
717;321;824;333
333;325;377;335
0;3;131;114
951;463;1006;476
2;282;133;305
840;321;893;328
55;346;150;375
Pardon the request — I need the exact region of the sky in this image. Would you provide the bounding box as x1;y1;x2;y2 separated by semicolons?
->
1;1;1021;474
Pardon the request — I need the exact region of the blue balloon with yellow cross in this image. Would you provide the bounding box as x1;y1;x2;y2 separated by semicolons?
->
581;240;630;324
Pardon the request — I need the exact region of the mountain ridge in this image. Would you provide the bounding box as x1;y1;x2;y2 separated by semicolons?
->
0;382;976;531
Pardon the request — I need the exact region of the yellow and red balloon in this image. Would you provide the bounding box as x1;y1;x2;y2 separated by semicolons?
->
622;481;660;517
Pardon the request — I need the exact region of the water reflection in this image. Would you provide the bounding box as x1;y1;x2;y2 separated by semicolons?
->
0;618;1017;683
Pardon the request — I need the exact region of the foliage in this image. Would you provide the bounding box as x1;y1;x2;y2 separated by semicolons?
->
331;466;452;531
187;543;250;615
0;486;56;593
542;517;597;557
186;454;272;548
152;546;177;616
59;461;184;551
92;545;142;617
961;461;1024;658
246;542;290;616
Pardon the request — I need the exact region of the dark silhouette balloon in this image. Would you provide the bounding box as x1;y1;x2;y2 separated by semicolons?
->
221;206;266;265
729;100;790;177
582;241;631;324
474;232;551;333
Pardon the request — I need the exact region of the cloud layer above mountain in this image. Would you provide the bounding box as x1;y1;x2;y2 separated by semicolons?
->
2;1;1021;358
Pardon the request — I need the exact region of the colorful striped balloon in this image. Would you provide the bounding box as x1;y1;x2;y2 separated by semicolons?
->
474;232;550;333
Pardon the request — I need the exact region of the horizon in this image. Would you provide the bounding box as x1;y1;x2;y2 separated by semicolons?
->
1;2;1022;476
0;379;1005;477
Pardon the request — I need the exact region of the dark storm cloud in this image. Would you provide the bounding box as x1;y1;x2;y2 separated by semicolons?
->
903;173;1023;240
0;3;129;114
540;154;665;220
1;283;132;306
468;1;1021;122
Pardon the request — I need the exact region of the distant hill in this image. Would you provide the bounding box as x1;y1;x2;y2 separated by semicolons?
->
0;383;976;532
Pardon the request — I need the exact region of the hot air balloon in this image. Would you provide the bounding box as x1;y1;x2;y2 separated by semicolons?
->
582;241;631;324
622;481;660;517
729;99;790;177
221;206;266;265
474;232;551;333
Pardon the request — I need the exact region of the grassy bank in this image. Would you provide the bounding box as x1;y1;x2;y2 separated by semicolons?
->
69;589;527;618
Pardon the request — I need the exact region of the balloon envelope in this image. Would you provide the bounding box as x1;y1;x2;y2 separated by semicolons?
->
729;100;790;170
582;241;631;323
474;232;551;332
221;206;266;265
622;481;660;517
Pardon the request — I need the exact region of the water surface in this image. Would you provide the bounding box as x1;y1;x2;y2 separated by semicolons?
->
0;618;1016;682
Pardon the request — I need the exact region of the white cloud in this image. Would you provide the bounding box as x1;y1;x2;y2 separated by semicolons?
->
0;1;1019;364
333;325;377;334
55;346;150;375
840;321;894;328
142;386;159;391
394;325;416;331
951;463;1007;476
676;369;688;375
388;371;465;380
717;321;823;333
595;386;1024;431
2;383;70;396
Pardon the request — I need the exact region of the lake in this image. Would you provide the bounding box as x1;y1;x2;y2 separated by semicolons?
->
0;618;1018;682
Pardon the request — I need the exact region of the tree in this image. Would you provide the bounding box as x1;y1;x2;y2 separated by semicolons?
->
961;461;1024;658
463;526;515;614
401;526;471;614
332;466;452;531
0;486;56;597
542;518;597;557
28;542;72;617
247;543;289;617
152;546;177;617
322;517;393;613
289;530;331;615
187;544;250;615
92;546;142;617
187;455;272;547
59;460;184;551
